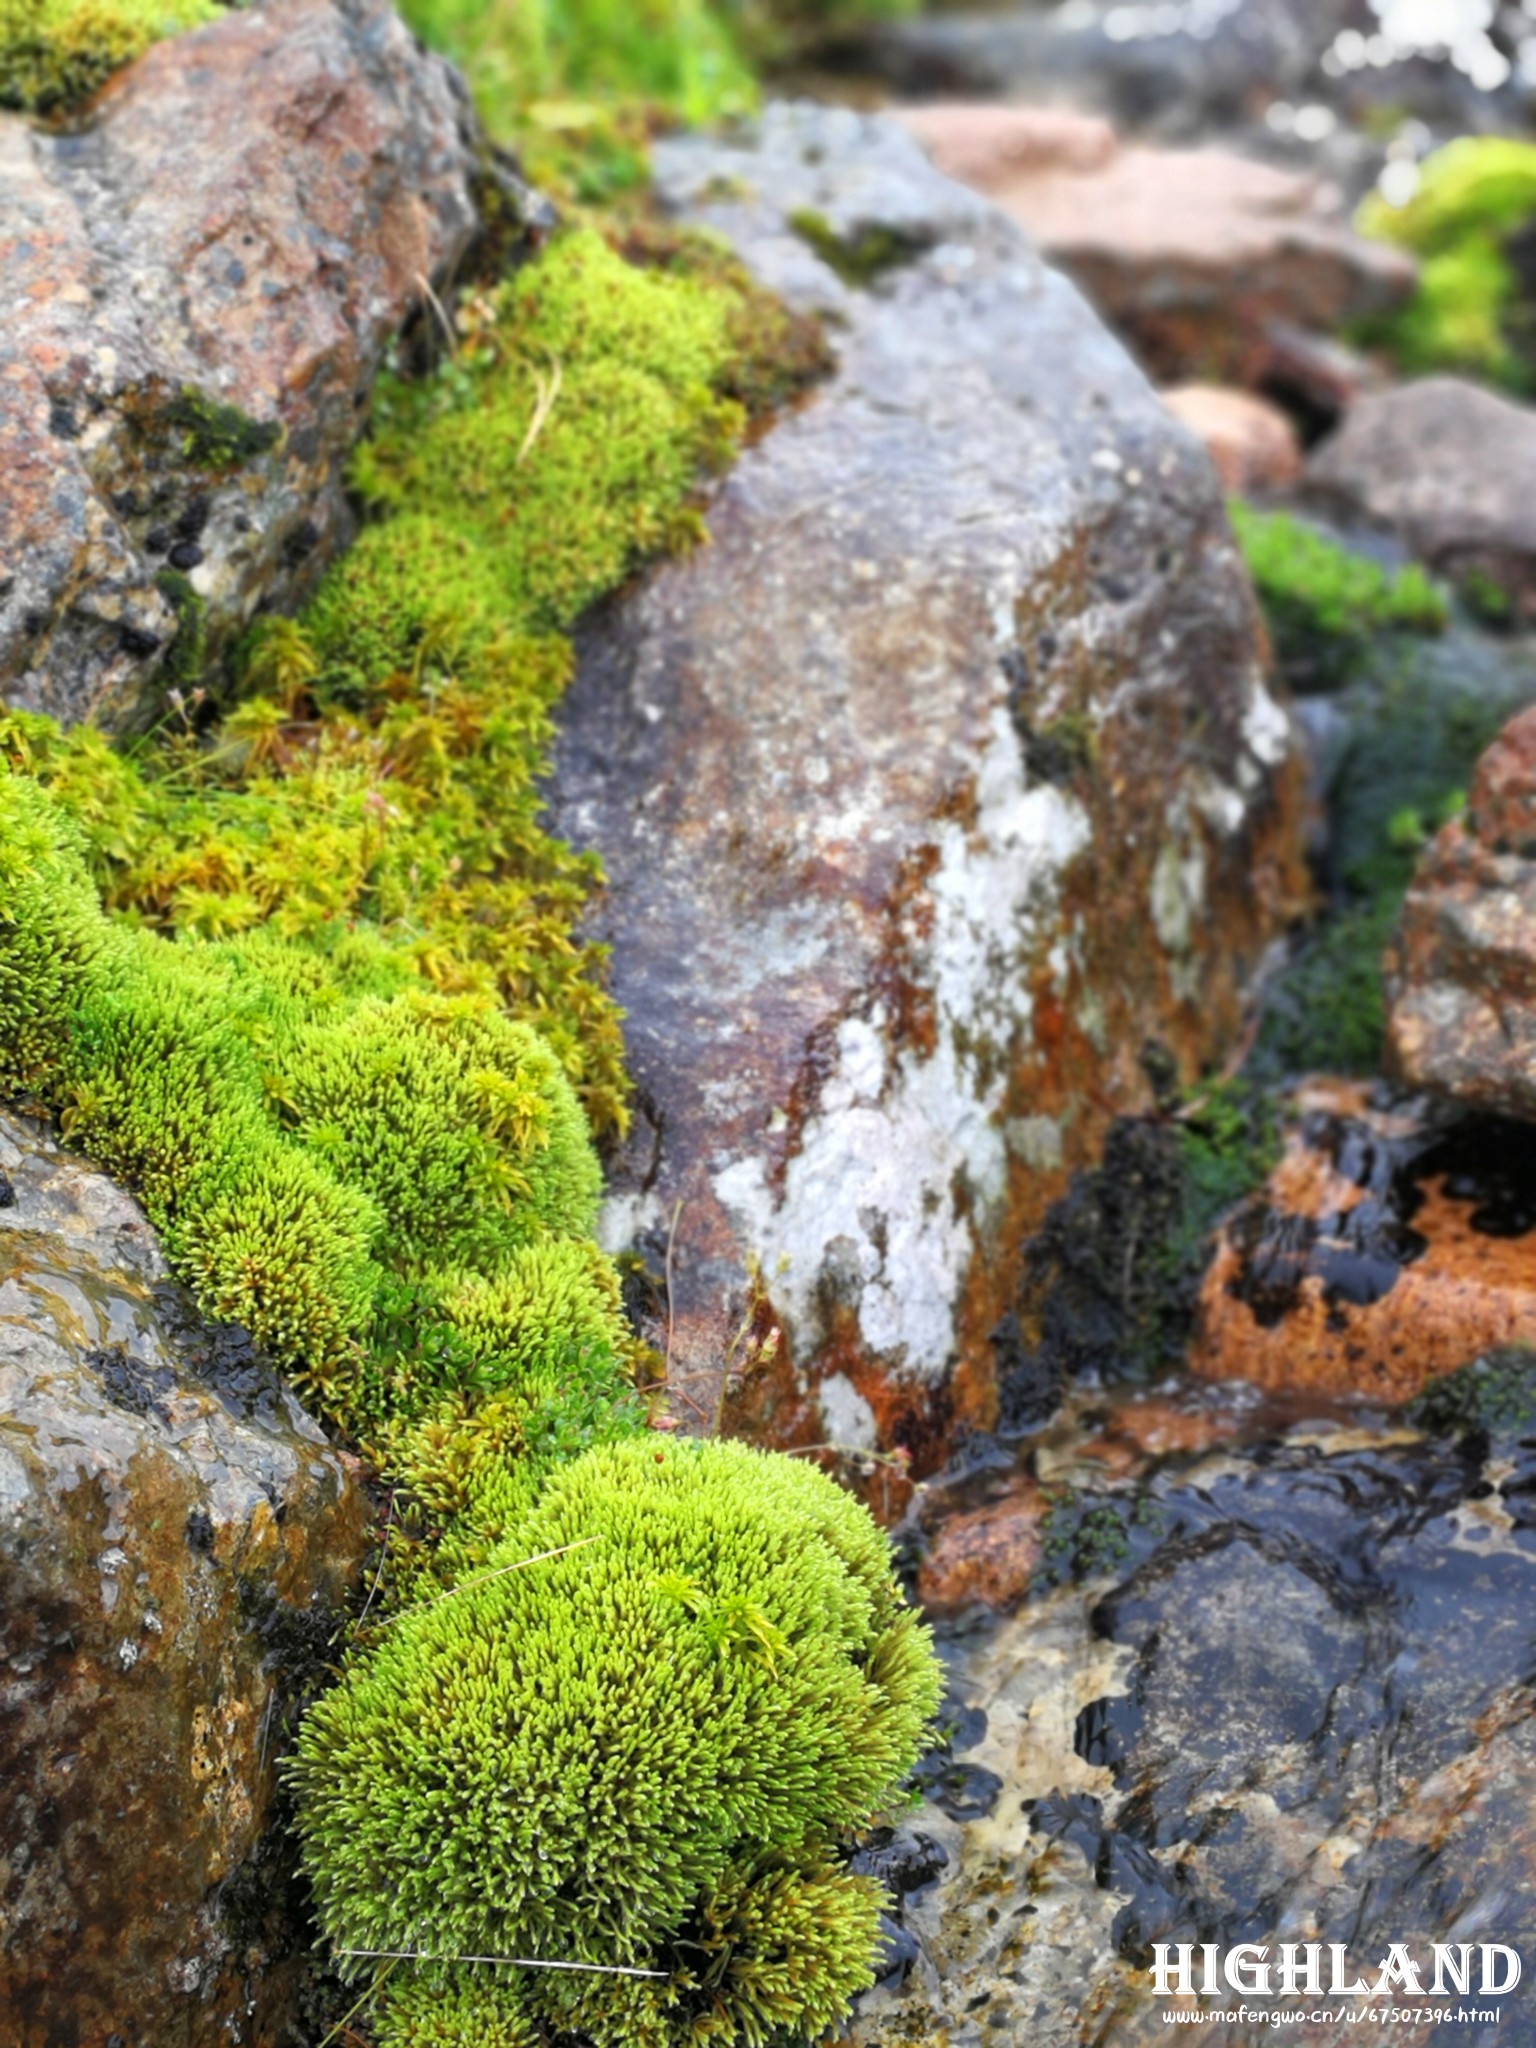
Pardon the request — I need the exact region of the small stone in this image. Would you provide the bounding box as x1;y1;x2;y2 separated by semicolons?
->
1160;385;1302;495
917;1479;1045;1615
1308;376;1536;624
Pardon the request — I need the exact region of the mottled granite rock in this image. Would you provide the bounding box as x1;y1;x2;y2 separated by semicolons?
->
0;0;490;732
548;105;1305;1487
0;1112;368;2048
1386;704;1536;1114
1309;377;1536;625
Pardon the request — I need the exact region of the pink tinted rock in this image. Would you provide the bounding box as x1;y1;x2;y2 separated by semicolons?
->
903;125;1414;388
1160;384;1303;493
0;0;494;732
895;102;1117;186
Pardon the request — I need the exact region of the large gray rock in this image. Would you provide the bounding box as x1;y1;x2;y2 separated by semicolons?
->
0;1112;368;2048
549;105;1304;1493
1309;376;1536;625
0;0;492;733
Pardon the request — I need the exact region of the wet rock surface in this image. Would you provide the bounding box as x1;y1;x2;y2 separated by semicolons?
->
896;116;1414;389
1194;1083;1536;1400
1308;377;1536;625
0;0;488;733
550;102;1303;1485
1387;703;1536;1115
0;1112;368;2048
861;1397;1536;2048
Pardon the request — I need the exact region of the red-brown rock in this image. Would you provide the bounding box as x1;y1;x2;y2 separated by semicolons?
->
1160;384;1303;494
917;1479;1045;1615
1192;1082;1536;1401
898;109;1414;389
0;0;494;732
1386;705;1536;1116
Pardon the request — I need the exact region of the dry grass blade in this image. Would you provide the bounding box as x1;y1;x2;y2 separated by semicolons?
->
414;1535;601;1615
518;356;564;466
337;1948;667;1979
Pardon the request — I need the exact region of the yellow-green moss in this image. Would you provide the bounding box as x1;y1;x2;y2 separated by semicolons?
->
1355;139;1536;393
291;1437;940;2048
0;0;217;112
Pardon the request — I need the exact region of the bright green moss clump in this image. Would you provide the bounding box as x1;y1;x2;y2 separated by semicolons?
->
1230;503;1447;689
7;227;759;1139
0;0;217;112
293;1436;941;2048
1355;139;1536;393
0;771;625;1432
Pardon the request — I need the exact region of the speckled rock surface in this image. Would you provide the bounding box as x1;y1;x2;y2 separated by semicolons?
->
0;0;488;733
1386;705;1536;1114
549;105;1305;1486
1308;378;1536;625
0;1112;368;2048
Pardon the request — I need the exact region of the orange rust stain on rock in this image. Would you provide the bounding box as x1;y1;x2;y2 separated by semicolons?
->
1193;1101;1536;1402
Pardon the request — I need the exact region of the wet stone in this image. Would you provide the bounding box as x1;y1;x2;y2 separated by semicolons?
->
0;1111;369;2048
855;1413;1536;2047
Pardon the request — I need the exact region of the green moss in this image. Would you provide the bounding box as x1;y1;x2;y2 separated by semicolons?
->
1036;1492;1165;1589
1408;1347;1536;1436
788;206;930;288
1230;503;1448;689
0;0;216;113
291;1437;940;2048
1354;139;1536;393
152;568;206;693
163;387;283;474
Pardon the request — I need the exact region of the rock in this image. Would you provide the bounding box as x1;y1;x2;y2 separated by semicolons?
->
549;104;1304;1484
1159;383;1302;493
1386;704;1536;1114
852;1418;1536;2046
0;1112;369;2048
898;120;1415;388
1192;1081;1536;1401
916;1477;1045;1615
895;102;1117;185
1308;376;1536;626
0;0;492;734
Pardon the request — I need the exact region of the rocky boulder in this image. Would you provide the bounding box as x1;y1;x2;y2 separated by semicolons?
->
549;105;1304;1489
0;0;492;733
1386;704;1536;1115
1308;376;1536;625
895;108;1415;390
0;1112;369;2048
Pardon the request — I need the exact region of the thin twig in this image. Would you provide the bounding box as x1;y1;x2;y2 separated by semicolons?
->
256;1686;277;1776
356;1488;397;1629
415;270;458;360
517;356;563;467
663;1196;684;1384
414;1537;601;1615
338;1949;667;1979
318;1956;399;2048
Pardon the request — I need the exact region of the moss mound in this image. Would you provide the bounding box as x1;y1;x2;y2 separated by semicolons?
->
0;0;217;112
1355;139;1536;393
292;1436;941;2047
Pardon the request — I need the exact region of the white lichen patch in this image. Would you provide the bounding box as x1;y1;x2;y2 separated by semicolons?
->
714;706;1090;1391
